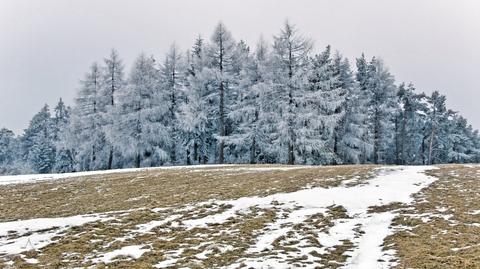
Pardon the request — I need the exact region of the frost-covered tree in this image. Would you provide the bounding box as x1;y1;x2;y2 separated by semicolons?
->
0;128;18;174
112;53;169;168
227;37;273;163
179;36;212;165
424;91;449;164
334;53;365;164
101;49;125;169
187;35;204;77
160;44;185;164
21;105;56;173
271;21;313;164
365;57;398;164
52;98;75;172
354;54;374;163
394;83;427;164
70;62;108;171
447;115;474;163
299;46;345;164
205;22;239;164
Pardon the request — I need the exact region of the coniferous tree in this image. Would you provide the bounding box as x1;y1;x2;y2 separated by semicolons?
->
70;62;107;170
179;36;212;164
0;128;18;174
205;22;238;164
424;91;449;164
161;44;185;164
335;54;364;164
366;57;398;164
299;46;345;164
227;37;272;163
52;98;75;172
112;53;169;168
22;105;56;173
271;21;313;164
101;49;125;169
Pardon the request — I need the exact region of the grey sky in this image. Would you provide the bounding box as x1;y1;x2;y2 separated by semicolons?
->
1;0;479;134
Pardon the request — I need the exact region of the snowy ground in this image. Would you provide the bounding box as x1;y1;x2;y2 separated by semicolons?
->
0;164;237;186
0;164;478;268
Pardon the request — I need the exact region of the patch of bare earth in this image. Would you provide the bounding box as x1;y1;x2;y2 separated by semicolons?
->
0;165;377;268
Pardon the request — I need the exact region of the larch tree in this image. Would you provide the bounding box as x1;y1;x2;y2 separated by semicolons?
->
271;21;313;164
160;44;185;164
70;62;107;171
101;49;125;169
113;53;170;168
205;22;238;164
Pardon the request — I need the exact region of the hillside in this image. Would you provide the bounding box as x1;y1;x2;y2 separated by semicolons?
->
0;164;479;268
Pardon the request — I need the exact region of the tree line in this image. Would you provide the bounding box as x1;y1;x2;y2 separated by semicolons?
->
1;21;479;175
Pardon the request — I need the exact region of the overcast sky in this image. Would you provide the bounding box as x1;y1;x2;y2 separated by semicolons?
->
1;0;479;134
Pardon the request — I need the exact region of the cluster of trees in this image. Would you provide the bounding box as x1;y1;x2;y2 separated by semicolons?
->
1;22;479;175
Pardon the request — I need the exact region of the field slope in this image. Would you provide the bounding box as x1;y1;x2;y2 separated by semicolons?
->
0;164;479;268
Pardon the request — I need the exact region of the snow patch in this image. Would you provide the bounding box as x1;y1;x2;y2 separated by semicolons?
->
0;164;237;186
0;214;110;255
93;245;150;264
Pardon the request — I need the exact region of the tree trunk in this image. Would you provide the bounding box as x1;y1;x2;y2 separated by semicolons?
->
287;49;295;165
193;142;198;164
134;152;141;168
288;141;295;165
400;111;407;165
170;139;176;165
91;145;96;170
186;148;191;165
219;81;225;164
250;136;256;164
428;127;435;165
107;148;113;169
373;109;380;164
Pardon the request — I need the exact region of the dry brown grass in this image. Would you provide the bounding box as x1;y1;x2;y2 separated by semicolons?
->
384;164;480;269
0;164;376;221
0;164;377;268
3;164;479;268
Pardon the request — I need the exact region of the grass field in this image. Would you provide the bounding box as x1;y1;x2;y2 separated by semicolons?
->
0;164;478;268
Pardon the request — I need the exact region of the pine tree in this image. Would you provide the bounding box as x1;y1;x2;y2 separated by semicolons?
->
21;105;56;173
334;53;364;164
354;53;373;163
0;128;16;173
52;98;75;172
395;83;427;164
366;57;398;164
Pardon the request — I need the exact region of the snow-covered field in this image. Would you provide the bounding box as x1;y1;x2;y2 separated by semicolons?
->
0;164;479;268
